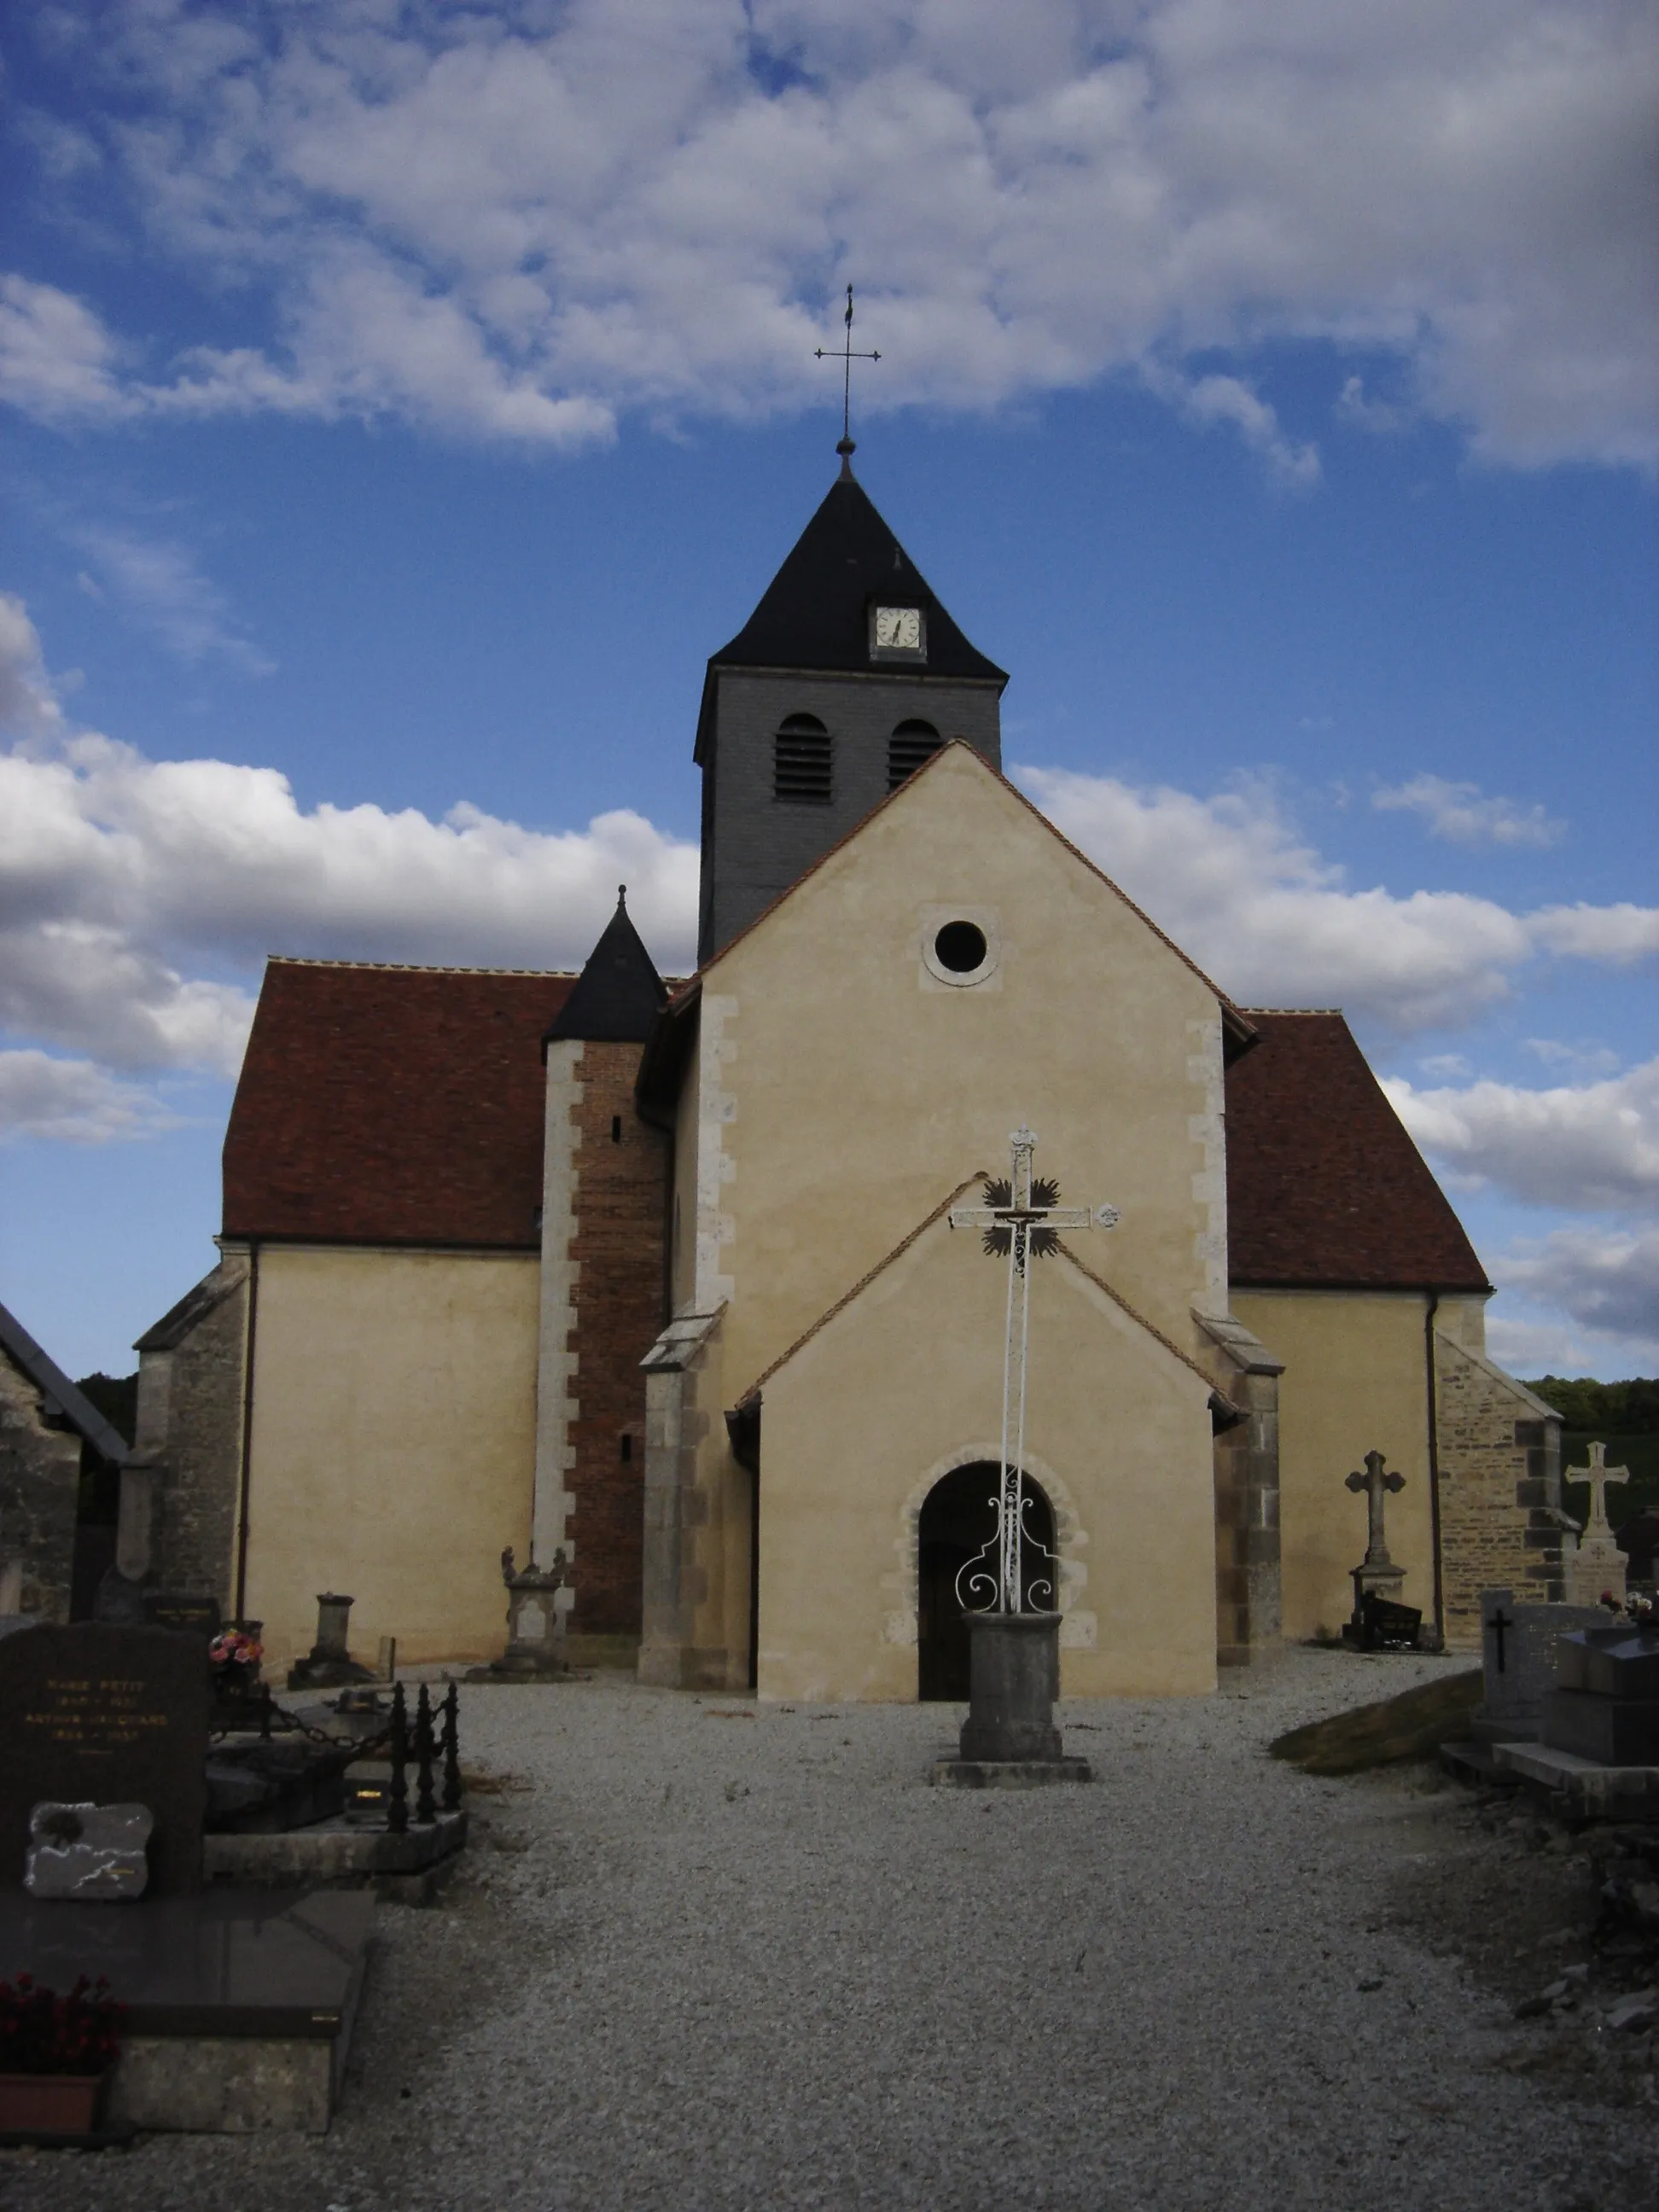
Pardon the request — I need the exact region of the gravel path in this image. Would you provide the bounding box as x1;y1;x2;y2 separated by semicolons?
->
2;1648;1647;2212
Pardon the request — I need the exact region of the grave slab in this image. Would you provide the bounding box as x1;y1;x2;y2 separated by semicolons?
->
0;1887;373;2133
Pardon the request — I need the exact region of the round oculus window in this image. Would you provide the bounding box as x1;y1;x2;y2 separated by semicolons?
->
933;919;989;975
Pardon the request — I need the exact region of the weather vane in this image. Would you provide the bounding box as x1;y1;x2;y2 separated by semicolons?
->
816;283;880;467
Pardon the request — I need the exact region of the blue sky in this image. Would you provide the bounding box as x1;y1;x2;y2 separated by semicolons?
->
1;0;1655;1385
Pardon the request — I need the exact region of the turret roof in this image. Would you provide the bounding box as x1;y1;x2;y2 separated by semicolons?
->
544;890;667;1047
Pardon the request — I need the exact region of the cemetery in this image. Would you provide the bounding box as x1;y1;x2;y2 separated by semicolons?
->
2;1265;1657;2195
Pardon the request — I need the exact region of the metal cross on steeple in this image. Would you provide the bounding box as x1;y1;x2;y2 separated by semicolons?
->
816;283;880;472
949;1129;1120;1615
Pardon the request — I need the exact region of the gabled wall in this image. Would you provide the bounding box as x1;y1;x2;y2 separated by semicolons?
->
678;745;1229;1410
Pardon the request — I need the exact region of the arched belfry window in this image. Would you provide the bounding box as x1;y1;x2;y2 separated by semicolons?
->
773;714;833;805
888;719;942;791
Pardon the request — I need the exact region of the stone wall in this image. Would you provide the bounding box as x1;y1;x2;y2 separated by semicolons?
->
1198;1313;1284;1668
1435;1332;1567;1650
134;1250;251;1614
564;1041;670;1644
0;1350;81;1622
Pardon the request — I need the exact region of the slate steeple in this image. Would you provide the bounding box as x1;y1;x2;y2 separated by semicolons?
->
544;888;667;1046
694;463;1008;963
705;472;1006;688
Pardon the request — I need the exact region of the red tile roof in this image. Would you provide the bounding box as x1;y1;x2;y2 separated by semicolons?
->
223;960;576;1249
1226;1011;1489;1292
223;969;1489;1292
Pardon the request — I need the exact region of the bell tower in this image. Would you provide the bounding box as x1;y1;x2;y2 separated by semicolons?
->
694;457;1008;963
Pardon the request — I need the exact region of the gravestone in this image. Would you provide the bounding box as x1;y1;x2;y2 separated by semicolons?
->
1563;1442;1632;1607
288;1593;376;1691
0;1622;210;1895
26;1802;154;1900
1617;1509;1659;1585
1543;1625;1659;1766
1471;1587;1609;1746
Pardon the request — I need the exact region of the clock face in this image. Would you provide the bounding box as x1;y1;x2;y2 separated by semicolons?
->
873;605;923;652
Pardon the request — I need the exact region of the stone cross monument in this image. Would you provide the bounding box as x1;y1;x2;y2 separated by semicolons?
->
1563;1440;1631;1606
1341;1449;1417;1646
935;1129;1115;1781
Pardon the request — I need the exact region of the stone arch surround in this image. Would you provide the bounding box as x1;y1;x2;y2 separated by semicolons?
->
880;1441;1097;1660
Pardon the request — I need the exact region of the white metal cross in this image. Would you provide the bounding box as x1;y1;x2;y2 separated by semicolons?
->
948;1127;1120;1613
1569;1440;1630;1540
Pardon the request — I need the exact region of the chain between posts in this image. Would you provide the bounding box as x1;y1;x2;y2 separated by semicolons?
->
209;1674;465;1830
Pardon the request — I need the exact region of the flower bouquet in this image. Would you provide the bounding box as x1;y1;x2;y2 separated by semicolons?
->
0;1974;124;2136
209;1625;265;1703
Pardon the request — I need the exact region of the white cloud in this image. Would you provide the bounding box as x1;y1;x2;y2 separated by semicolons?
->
1372;772;1564;848
1016;765;1654;1034
0;274;131;423
0;593;698;1084
1336;375;1410;435
1525;1037;1621;1079
1493;1224;1659;1350
0;592;66;739
1148;365;1320;488
1530;903;1659;966
1383;1060;1659;1213
3;0;1653;467
0;1050;178;1145
76;529;273;674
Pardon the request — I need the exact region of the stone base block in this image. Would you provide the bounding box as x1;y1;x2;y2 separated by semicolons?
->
466;1656;571;1682
1493;1738;1659;1816
1543;1689;1659;1767
110;2034;339;2135
930;1758;1093;1789
203;1808;467;1900
286;1656;377;1691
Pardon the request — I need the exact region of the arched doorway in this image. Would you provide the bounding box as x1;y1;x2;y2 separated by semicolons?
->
916;1462;1057;1700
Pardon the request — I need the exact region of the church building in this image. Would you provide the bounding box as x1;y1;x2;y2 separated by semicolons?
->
119;455;1572;1696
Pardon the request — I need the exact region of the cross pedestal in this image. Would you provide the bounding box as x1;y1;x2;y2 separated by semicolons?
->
1340;1451;1422;1650
933;1613;1091;1787
1564;1441;1632;1607
468;1547;569;1682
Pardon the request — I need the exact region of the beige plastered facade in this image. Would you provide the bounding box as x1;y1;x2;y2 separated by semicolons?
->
646;744;1237;1699
242;1245;538;1674
1230;1287;1492;1644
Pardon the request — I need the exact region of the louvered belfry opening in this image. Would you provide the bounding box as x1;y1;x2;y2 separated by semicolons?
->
773;713;833;804
888;718;942;791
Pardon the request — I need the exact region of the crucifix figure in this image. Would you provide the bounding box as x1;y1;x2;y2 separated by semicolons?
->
816;282;880;471
1346;1449;1406;1567
948;1128;1119;1615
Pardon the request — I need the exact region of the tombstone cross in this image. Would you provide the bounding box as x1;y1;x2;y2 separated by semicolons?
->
948;1128;1120;1613
1568;1440;1631;1540
1346;1449;1406;1568
1486;1604;1513;1675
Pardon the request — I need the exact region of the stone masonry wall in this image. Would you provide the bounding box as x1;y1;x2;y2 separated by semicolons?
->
0;1349;81;1623
1197;1313;1284;1668
136;1253;251;1615
1436;1330;1567;1650
566;1044;670;1640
